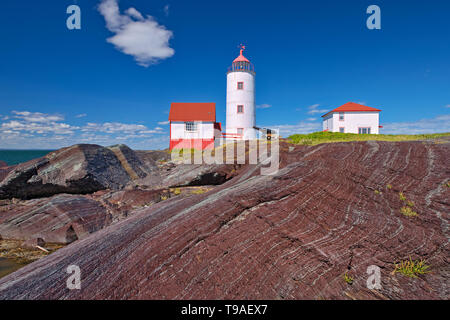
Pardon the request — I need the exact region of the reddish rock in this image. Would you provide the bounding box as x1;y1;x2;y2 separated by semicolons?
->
0;141;448;300
0;161;7;168
0;194;110;244
22;238;46;249
0;144;150;200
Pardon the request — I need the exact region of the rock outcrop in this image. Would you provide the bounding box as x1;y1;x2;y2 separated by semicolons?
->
0;194;110;244
0;140;448;299
0;161;7;168
0;144;150;200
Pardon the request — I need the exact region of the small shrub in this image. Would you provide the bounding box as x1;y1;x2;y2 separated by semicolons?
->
400;206;418;217
445;182;450;188
399;192;406;201
374;190;381;195
343;272;354;285
172;188;181;195
160;195;169;201
387;184;392;190
191;188;207;195
392;257;430;278
406;200;415;207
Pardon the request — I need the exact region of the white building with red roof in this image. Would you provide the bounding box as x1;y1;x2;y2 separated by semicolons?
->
169;102;222;150
321;102;382;134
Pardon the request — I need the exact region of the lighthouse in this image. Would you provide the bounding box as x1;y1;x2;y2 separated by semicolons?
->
226;45;257;140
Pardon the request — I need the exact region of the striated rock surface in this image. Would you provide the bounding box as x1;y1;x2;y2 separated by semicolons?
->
0;194;111;244
0;140;449;299
0;144;150;200
0;161;7;168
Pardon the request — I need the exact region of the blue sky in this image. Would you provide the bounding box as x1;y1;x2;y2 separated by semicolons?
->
0;0;449;150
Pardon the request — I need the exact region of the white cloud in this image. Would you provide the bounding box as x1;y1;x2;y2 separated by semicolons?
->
98;0;175;67
0;110;168;150
157;120;170;125
0;111;76;135
266;121;322;138
256;104;271;109
163;5;170;17
12;111;64;123
382;114;450;134
307;104;329;115
306;117;316;122
82;122;148;134
76;113;87;118
444;105;450;108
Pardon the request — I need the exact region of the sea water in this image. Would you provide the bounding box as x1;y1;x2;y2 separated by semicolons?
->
0;150;54;166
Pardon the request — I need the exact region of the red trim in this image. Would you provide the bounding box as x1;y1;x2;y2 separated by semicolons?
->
170;138;214;150
237;82;244;90
237;105;244;113
322;102;381;118
379;125;383;128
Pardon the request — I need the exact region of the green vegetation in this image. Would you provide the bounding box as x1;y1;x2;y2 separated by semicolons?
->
343;272;354;285
191;188;208;195
287;131;450;146
387;184;392;190
392;257;430;278
399;192;406;201
374;190;381;195
406;200;415;207
445;181;450;188
400;206;418;217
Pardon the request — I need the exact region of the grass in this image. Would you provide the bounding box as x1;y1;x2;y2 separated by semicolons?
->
406;200;415;207
343;272;354;285
392;257;431;278
287;131;450;146
191;188;208;195
400;206;418;217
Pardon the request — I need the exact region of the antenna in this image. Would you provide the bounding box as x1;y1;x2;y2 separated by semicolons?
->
238;43;246;55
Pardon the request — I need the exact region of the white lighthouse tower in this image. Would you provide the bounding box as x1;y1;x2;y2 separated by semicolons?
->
226;45;257;140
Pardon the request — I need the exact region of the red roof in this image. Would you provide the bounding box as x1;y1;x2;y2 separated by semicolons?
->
169;103;216;122
233;47;250;63
322;102;381;117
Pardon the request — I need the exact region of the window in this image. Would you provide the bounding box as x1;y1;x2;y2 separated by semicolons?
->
358;127;371;134
237;82;244;90
237;105;244;113
237;128;244;136
339;127;345;133
185;122;197;132
339;112;344;121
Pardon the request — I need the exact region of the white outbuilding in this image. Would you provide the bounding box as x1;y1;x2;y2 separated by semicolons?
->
169;102;222;150
321;102;382;134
